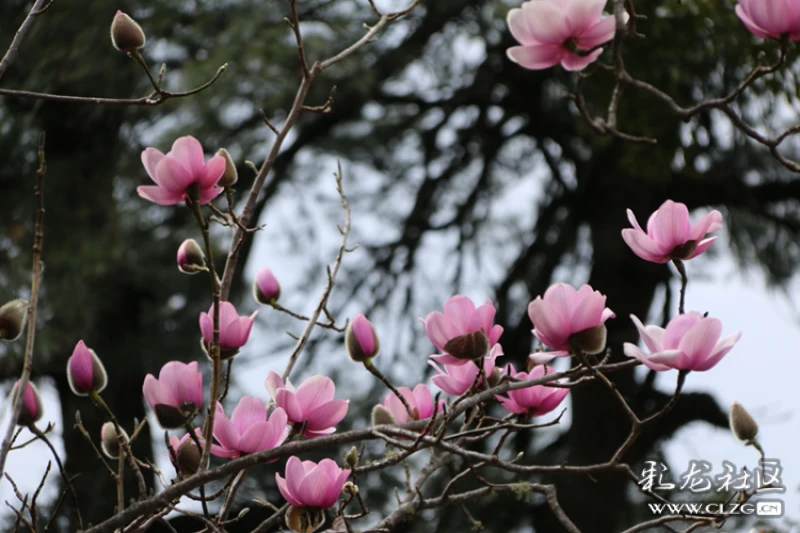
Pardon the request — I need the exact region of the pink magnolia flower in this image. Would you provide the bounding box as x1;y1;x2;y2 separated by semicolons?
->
506;0;624;71
735;0;800;40
211;397;290;459
345;313;380;362
497;364;569;416
264;372;349;438
429;344;504;396
276;456;350;509
382;384;443;424
137;136;226;206
621;200;723;264
142;361;203;429
66;340;108;396
527;283;615;359
199;301;258;359
253;268;281;305
11;379;42;427
624;313;741;372
422;295;503;362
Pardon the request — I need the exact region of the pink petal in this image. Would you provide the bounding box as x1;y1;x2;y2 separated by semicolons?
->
535;387;569;416
197;186;223;205
507;44;565;70
650;201;691;250
630;314;665;354
170;136;206;181
212;405;241;451
569;287;606;332
677;318;722;367
662;314;701;349
157;156;193;192
238;421;269;453
412;384;435;418
735;4;776;39
575;15;617;50
384;388;412;423
443;295;477;335
647;349;689;369
296;375;336;413
297;468;334;508
424;313;456;351
286;456;307;501
521;1;573;44
200;154;226;189
693;331;741;371
561;48;603;71
264;371;284;402
276;473;303;507
143;374;174;408
141;148;165;182
498;396;526;414
305;400;349;432
275;389;304;422
621;228;669;263
623;343;672;371
230;397;266;435
688;210;723;242
688;237;717;259
562;0;607;35
507;7;538;45
136;185;183;206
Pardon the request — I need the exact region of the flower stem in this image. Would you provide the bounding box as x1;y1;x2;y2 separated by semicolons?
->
363;359;414;418
89;390;147;499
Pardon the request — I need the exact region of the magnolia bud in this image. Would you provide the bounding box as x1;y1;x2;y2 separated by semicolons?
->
216;148;238;187
176;437;202;475
67;340;108;396
11;380;42;427
730;402;759;442
177;239;206;274
0;299;28;342
345;314;379;362
285;505;325;533
371;404;396;426
253;268;280;305
569;324;608;355
110;11;146;53
100;422;129;459
344;446;359;470
342;481;357;495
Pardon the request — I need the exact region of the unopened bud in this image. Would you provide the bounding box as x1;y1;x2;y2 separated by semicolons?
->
0;299;28;342
177;239;206;274
444;331;490;361
344;446;359;470
342;481;358;495
730;402;759;442
176;436;202;475
253;268;280;305
67;340;108;396
100;422;129;459
11;380;42;427
569;324;607;355
345;314;379;362
285;505;325;533
110;11;146;53
216;148;238;187
371;404;396;426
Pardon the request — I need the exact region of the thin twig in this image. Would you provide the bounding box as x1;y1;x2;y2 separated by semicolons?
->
0;133;46;480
